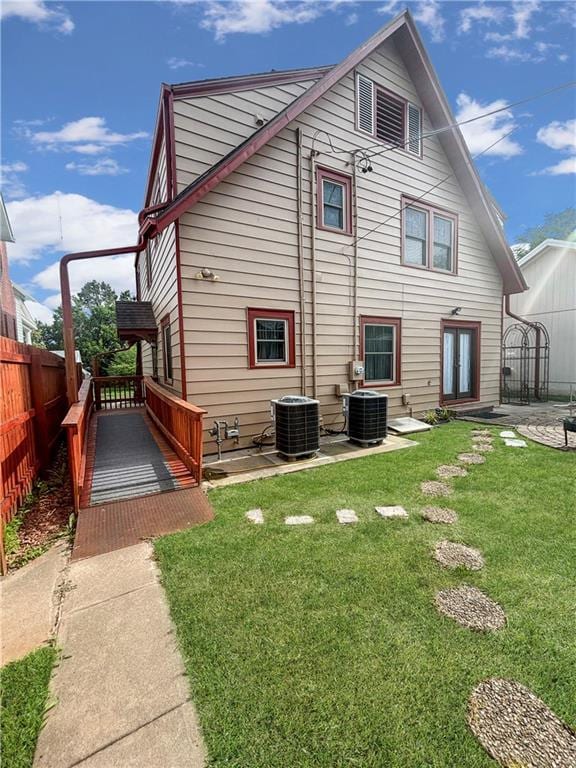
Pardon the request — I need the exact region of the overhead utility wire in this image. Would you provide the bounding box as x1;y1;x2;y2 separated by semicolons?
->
310;79;575;160
346;124;522;251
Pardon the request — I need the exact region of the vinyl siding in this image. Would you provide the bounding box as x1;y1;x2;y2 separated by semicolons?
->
139;139;183;395
174;38;504;454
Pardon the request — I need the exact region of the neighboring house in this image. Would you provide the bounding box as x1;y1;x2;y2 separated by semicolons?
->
12;283;38;344
130;11;526;455
0;193;17;340
508;239;576;396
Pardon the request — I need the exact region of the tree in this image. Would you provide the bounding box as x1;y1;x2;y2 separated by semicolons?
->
33;280;134;373
516;207;576;252
106;345;137;376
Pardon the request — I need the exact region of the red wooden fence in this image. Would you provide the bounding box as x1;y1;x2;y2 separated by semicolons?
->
0;336;70;573
144;377;206;486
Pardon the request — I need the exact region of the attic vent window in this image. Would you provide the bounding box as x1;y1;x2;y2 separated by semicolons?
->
356;74;422;156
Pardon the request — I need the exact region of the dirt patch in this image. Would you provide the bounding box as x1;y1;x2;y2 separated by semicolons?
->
421;480;452;496
5;445;73;571
433;540;484;570
435;585;506;631
458;453;486;465
436;465;468;479
468;678;576;767
421;507;458;524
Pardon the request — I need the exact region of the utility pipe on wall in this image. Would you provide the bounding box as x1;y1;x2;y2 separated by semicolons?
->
309;151;318;399
295;128;308;395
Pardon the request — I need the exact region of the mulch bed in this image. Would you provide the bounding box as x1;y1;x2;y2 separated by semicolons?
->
6;445;73;571
436;465;468;479
468;678;576;767
435;586;506;631
421;507;458;524
458;453;486;465
421;480;452;496
433;540;484;571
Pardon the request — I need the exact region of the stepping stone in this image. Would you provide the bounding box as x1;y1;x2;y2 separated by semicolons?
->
336;509;358;524
504;438;527;448
285;515;314;525
473;435;493;444
468;679;576;768
499;430;516;438
471;429;491;437
245;508;264;524
433;540;484;571
472;443;494;452
436;465;468;479
421;480;452;496
421;507;458;524
375;506;408;518
458;453;486;465
435;586;506;631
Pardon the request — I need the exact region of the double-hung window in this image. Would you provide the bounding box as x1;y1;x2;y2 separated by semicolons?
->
160;315;173;382
247;308;295;368
403;198;457;273
317;167;352;234
360;317;401;386
356;73;422;156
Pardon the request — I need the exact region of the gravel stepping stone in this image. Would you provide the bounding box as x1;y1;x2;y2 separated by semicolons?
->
245;508;264;524
471;429;491;437
421;480;452;496
500;430;517;438
336;509;358;524
285;515;314;525
468;678;576;768
436;465;468;479
421;506;458;524
458;453;486;465
375;506;408;518
504;438;527;448
473;435;494;444
435;586;506;631
433;541;484;571
472;443;494;452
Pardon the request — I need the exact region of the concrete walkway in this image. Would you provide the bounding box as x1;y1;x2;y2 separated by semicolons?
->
1;541;68;666
34;543;205;768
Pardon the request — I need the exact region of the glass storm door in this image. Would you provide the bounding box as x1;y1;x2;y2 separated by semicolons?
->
443;326;477;401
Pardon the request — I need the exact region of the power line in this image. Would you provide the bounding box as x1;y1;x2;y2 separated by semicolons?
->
346;124;522;251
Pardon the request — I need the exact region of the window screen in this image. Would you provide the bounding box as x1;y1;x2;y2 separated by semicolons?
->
323;180;344;230
255;319;287;363
364;324;395;382
405;207;428;266
433;215;453;271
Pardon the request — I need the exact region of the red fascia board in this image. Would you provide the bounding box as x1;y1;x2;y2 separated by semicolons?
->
170;66;332;100
143;84;171;209
151;13;409;233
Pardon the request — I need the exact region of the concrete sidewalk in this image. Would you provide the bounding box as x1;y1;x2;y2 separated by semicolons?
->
34;543;206;768
1;541;68;666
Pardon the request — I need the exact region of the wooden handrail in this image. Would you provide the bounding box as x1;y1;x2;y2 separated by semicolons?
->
62;376;93;512
144;377;206;416
62;377;92;427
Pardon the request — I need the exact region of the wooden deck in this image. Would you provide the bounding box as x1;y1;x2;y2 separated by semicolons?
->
72;409;213;560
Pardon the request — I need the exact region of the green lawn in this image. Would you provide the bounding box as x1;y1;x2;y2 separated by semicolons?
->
155;423;576;767
1;646;56;768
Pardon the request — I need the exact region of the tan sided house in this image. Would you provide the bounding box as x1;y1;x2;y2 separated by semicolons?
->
129;10;526;456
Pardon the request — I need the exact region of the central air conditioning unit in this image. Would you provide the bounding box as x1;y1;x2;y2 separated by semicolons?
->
271;395;320;459
345;390;388;446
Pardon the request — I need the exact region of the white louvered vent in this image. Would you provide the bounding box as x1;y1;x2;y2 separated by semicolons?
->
356;74;374;135
407;103;422;155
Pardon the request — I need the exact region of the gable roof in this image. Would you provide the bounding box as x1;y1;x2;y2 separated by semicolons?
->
143;10;526;295
517;238;576;269
0;193;15;243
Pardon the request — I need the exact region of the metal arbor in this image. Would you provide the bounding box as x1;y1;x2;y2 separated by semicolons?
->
501;322;550;405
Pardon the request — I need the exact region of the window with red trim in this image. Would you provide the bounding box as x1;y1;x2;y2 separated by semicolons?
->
247;308;295;369
316;167;352;235
360;316;401;386
402;197;458;274
160;315;173;382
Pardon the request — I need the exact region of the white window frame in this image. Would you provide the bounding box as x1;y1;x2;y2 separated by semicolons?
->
254;317;288;366
362;320;399;386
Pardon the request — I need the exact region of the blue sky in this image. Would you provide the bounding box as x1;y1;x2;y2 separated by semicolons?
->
1;0;575;320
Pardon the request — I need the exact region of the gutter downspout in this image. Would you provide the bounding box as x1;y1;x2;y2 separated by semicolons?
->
504;294;542;400
61;238;147;405
352;156;359;363
309;151;318;399
296;128;307;395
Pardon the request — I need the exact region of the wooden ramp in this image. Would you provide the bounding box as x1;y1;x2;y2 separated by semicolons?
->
72;409;213;561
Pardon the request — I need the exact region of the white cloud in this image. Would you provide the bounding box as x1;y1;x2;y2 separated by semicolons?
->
412;1;445;42
25;299;53;323
65;158;129;176
376;1;402;14
345;12;358;26
458;3;504;34
533;156;576;176
33;254;136;302
28;117;148;154
167;57;205;70
511;0;540;39
536;119;576;152
1;0;74;34
197;0;324;41
0;161;29;199
5;192;138;264
486;45;534;63
455;93;523;158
